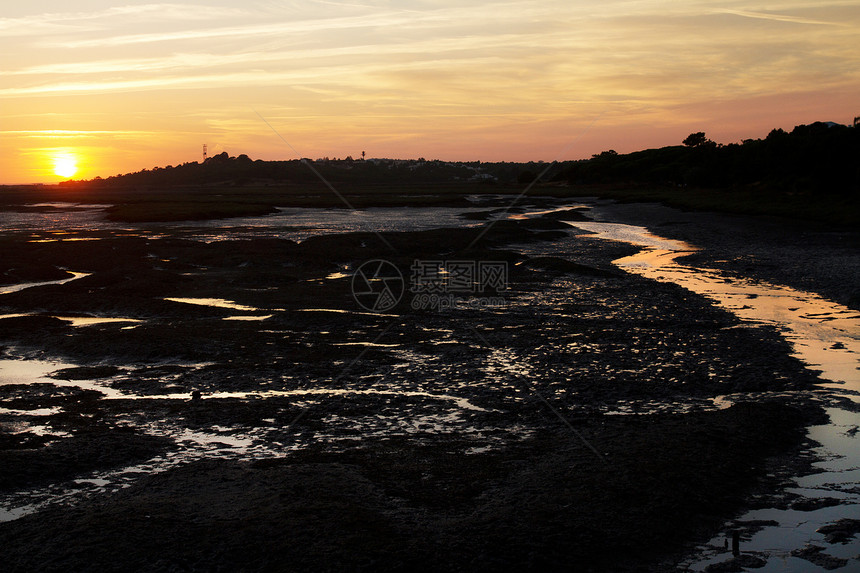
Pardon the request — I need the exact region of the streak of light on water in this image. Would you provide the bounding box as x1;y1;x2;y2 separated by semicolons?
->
507;204;590;220
0;407;62;417
0;314;142;327
163;297;261;312
332;342;401;348
59;316;143;327
324;271;350;280
29;237;102;243
0;272;90;295
297;308;390;317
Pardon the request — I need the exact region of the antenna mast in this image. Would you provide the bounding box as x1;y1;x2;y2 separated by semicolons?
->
203;144;208;162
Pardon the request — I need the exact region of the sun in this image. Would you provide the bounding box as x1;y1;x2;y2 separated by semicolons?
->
52;151;78;178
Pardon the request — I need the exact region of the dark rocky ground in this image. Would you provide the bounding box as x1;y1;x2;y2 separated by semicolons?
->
0;197;844;571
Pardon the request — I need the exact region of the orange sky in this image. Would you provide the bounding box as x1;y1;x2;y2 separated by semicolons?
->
2;1;859;184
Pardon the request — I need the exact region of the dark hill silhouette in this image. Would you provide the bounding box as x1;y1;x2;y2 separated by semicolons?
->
63;121;858;197
559;121;859;195
46;120;858;225
75;153;495;188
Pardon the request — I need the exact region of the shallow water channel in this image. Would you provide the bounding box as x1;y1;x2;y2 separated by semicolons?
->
566;219;860;572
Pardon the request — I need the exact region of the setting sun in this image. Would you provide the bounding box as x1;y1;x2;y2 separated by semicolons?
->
52;151;78;179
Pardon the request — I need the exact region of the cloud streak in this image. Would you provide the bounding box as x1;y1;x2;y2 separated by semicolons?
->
717;8;848;26
0;3;247;31
4;130;158;138
43;12;405;48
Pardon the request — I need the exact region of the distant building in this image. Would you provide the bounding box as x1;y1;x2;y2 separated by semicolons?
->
469;173;496;182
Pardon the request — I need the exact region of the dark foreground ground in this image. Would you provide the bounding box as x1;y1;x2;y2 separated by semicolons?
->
0;404;817;573
0;194;845;571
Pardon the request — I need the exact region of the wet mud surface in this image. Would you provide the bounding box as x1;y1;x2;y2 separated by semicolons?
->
0;404;814;573
0;197;852;571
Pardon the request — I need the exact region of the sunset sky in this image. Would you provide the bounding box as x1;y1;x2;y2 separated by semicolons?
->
2;1;859;183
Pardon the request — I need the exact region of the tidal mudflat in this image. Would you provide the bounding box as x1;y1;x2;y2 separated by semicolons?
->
0;196;856;571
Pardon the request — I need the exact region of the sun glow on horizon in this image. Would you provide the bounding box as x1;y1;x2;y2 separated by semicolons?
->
1;1;859;184
51;150;79;179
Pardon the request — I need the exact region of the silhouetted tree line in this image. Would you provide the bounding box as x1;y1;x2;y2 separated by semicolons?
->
90;152;319;187
87;152;489;188
560;121;859;194
76;122;857;195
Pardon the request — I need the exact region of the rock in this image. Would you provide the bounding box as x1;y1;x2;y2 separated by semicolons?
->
790;497;843;512
705;553;767;572
522;257;619;278
791;545;849;570
818;519;860;544
51;365;121;380
520;218;572;231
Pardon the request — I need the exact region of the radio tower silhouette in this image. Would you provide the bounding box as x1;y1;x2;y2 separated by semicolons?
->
203;144;208;162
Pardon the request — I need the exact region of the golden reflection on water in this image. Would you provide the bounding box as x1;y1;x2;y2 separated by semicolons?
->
567;221;860;394
0;272;90;295
163;297;259;312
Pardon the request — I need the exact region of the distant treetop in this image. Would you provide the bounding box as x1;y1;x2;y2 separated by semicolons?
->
682;132;715;148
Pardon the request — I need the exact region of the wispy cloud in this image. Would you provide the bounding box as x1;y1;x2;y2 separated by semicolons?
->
44;16;385;48
6;31;562;76
717;8;848;26
0;3;247;33
3;130;157;138
39;4;541;49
